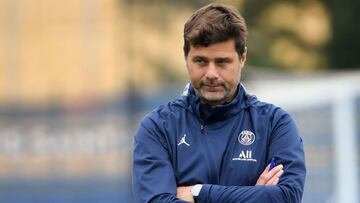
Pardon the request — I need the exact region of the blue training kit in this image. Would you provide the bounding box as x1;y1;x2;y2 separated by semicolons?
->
132;84;306;203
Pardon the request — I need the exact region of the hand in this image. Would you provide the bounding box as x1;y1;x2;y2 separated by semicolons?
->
255;163;284;186
177;186;195;203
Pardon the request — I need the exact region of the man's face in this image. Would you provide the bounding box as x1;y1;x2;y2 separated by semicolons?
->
186;39;246;106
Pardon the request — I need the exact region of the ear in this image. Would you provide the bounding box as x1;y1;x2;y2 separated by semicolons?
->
185;56;190;70
240;46;247;68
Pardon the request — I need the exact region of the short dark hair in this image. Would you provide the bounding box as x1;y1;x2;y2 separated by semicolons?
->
183;3;247;57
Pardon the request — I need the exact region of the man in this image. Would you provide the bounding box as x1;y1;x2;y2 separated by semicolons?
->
132;3;306;203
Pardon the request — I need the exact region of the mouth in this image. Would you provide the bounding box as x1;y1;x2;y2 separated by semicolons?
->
201;84;224;92
202;83;224;87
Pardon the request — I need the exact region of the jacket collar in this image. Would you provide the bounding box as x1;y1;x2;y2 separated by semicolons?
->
182;83;252;123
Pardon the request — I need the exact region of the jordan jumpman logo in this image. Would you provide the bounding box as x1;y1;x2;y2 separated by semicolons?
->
178;134;190;146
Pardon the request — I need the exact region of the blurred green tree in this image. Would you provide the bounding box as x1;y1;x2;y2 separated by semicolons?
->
324;0;360;69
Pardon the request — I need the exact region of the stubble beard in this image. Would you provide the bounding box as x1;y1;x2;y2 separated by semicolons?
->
193;82;235;105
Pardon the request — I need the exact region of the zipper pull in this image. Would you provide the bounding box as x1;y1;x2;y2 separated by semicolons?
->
200;125;204;134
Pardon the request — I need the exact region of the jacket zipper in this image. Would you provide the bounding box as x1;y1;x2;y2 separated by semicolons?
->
200;124;204;134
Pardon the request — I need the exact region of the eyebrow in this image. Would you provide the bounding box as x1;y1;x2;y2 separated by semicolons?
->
192;56;232;61
191;56;208;62
192;56;207;60
215;57;232;62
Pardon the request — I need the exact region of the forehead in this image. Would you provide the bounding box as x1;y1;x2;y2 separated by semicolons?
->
188;39;238;58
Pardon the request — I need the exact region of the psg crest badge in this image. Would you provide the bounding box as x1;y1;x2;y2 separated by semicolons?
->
238;130;255;145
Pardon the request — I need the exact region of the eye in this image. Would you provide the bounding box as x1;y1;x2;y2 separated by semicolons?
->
193;58;207;66
195;58;204;63
215;58;230;66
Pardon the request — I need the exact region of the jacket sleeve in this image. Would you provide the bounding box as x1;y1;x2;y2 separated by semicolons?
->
132;115;188;203
196;109;306;203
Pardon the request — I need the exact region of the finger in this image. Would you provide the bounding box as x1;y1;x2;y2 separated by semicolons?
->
256;165;270;185
264;164;283;184
256;163;278;185
271;164;283;172
275;169;284;178
256;164;270;185
264;164;282;180
261;164;271;178
256;164;284;186
266;177;279;186
266;169;284;186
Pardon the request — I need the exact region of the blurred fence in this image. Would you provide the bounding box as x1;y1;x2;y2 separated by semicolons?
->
0;106;134;202
0;84;180;203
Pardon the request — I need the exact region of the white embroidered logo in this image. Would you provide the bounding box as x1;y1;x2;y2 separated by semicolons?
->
178;134;190;146
232;150;257;162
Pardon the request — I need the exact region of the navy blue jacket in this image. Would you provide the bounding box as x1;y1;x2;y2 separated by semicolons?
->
132;84;306;203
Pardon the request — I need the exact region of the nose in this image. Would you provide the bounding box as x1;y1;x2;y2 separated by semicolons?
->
205;62;219;80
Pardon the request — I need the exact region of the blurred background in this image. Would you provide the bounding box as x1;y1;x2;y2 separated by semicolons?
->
0;0;359;202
